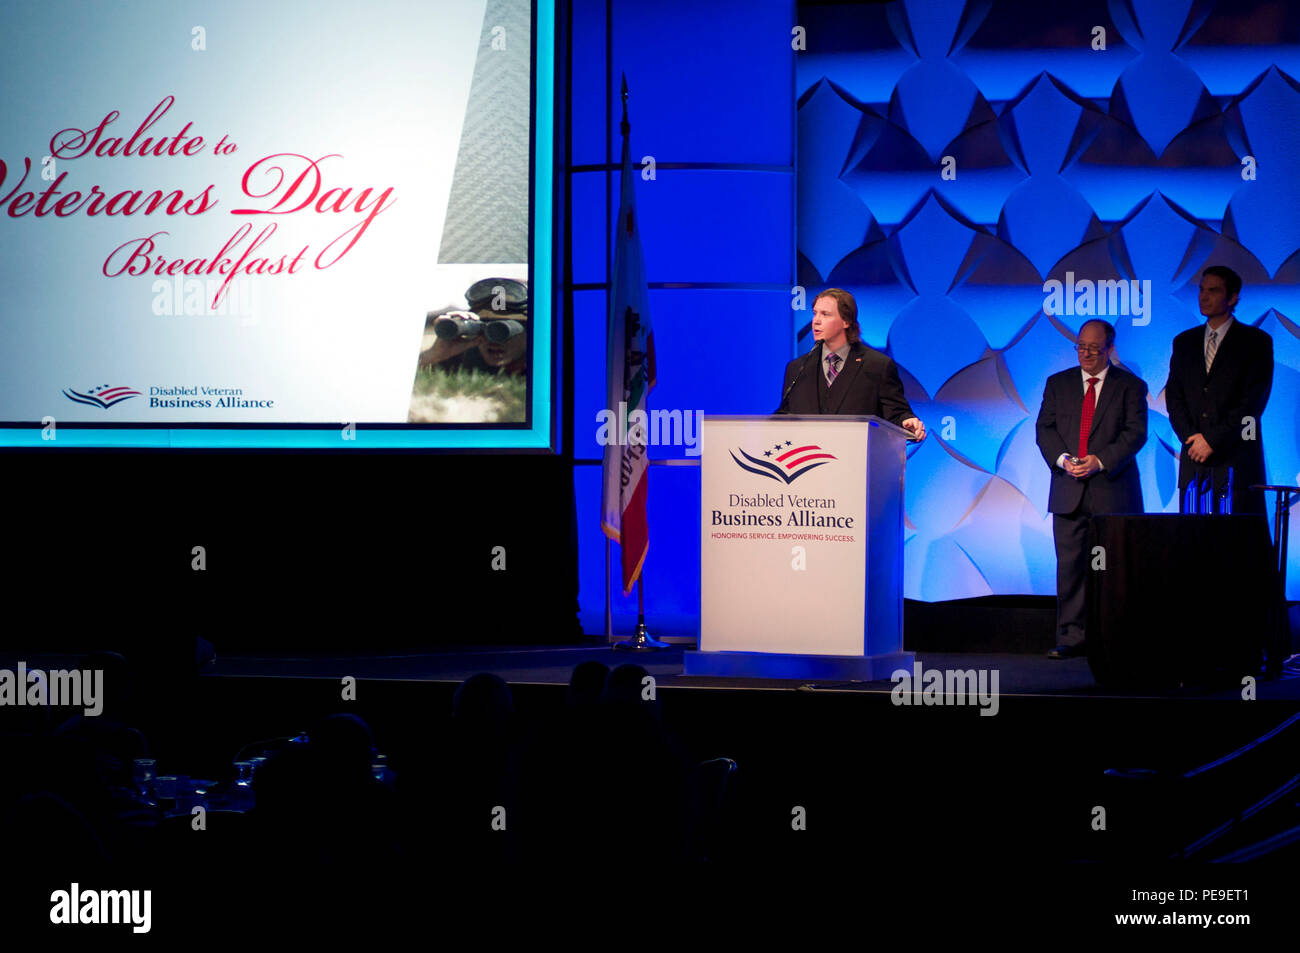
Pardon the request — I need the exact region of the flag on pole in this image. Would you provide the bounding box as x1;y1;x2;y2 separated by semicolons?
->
601;77;656;595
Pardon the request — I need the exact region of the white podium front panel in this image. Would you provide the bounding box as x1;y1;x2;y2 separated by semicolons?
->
700;416;878;656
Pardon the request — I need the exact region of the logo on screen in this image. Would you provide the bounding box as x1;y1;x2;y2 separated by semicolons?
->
729;441;836;484
62;385;142;409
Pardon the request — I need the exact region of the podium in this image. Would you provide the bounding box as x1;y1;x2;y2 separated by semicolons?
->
684;415;913;679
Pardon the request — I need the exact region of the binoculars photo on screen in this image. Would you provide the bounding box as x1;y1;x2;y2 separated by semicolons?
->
416;276;530;375
433;311;525;344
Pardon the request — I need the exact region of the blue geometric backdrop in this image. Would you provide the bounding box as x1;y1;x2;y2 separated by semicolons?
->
797;0;1300;600
572;0;1300;638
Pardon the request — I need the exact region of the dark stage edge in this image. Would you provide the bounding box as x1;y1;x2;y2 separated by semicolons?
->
9;645;1299;698
192;644;1300;700
7;644;1300;936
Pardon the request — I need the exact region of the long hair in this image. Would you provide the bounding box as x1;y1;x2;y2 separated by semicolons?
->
814;288;860;344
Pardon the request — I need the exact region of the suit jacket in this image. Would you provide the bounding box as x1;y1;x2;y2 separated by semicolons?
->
1036;363;1148;516
776;341;914;424
1164;319;1272;492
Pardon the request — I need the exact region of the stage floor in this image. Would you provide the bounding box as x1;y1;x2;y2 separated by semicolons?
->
199;642;1300;701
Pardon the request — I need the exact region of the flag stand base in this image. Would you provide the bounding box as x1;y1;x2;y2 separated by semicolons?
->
614;619;670;651
614;578;668;650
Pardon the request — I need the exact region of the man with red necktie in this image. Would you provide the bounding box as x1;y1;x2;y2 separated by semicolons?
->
1036;319;1148;659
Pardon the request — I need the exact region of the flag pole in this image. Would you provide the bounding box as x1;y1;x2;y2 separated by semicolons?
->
604;536;612;640
603;75;623;647
612;74;666;651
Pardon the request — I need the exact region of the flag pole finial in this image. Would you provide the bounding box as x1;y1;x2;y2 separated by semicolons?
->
620;73;630;138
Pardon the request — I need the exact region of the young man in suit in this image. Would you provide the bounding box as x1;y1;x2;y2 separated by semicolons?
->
1036;319;1148;659
1164;265;1273;515
776;288;926;441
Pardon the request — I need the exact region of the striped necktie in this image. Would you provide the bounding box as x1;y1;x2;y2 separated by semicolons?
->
825;352;841;385
1205;328;1219;373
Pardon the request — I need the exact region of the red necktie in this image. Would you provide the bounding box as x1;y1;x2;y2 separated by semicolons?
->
1078;377;1099;457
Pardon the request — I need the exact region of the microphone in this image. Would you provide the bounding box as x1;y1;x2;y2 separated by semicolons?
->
776;345;819;413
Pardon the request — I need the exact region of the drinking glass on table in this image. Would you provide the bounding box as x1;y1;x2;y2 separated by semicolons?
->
172;775;196;816
154;775;178;814
230;761;255;810
132;759;157;805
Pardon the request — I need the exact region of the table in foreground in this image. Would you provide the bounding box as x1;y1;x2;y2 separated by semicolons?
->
1086;514;1275;687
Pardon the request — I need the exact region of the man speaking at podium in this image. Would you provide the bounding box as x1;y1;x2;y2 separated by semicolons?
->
776;288;926;442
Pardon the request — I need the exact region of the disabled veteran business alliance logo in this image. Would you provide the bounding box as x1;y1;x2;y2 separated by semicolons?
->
62;384;141;409
730;439;837;484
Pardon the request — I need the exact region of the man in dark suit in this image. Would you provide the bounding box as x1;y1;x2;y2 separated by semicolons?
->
1036;319;1148;659
776;288;926;440
1165;265;1273;515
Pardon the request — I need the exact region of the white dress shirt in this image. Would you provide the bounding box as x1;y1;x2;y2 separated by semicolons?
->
1205;315;1234;371
823;343;850;385
1057;364;1110;470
